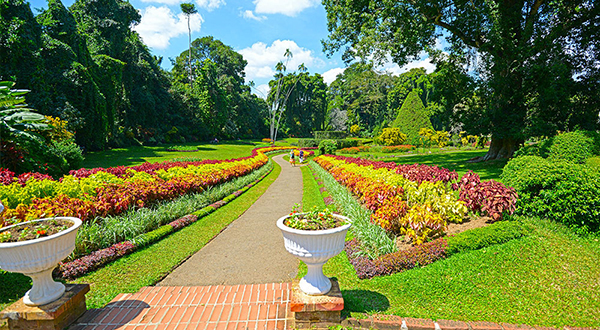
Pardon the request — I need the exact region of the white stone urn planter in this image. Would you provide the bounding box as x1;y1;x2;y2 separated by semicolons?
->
0;217;82;306
277;213;351;295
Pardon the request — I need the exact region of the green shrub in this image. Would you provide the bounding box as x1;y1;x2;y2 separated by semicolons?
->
131;225;174;248
314;131;346;140
49;139;84;170
549;131;593;164
298;139;319;148
502;155;600;232
377;127;407;146
514;138;553;158
446;221;527;255
582;130;600;155
318;139;337;155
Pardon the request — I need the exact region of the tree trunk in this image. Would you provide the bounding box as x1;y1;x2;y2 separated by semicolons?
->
479;136;520;161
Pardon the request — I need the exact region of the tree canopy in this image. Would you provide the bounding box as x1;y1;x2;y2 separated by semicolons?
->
323;0;600;159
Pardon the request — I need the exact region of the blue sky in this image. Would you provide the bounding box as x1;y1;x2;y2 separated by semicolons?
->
28;0;436;97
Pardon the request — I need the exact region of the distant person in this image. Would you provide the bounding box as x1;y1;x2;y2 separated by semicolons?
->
289;150;296;167
299;150;304;164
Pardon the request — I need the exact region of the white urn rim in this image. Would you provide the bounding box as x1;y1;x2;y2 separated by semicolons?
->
0;217;82;248
276;213;351;236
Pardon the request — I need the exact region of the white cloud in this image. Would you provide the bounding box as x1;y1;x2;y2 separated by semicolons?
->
321;67;345;85
196;0;225;11
378;55;436;76
140;0;181;5
241;10;266;21
134;6;202;50
253;0;319;16
239;40;324;81
252;84;270;99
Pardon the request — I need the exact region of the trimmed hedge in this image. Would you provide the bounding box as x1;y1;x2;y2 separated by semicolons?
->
318;139;338;155
336;139;361;149
446;221;527;255
314;131;347;140
299;139;319;148
502;155;600;232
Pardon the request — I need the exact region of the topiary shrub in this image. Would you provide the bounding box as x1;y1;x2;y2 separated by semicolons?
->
502;155;600;232
548;131;593;164
318;139;337;155
377;127;407;146
391;90;433;142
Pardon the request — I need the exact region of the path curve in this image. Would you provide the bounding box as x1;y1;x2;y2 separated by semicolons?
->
159;154;301;286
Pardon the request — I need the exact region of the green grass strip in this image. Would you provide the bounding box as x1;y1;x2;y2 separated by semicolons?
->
301;165;326;211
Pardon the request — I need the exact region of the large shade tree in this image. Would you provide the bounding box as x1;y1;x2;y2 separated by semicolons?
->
323;0;600;160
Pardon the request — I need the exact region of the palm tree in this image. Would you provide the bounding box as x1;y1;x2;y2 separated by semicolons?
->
180;3;197;81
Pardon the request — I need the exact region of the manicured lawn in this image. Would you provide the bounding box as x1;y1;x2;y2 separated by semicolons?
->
0;159;282;310
80;139;296;168
303;150;600;327
301;166;325;211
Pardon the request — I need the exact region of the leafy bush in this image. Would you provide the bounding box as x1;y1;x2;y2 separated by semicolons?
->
49;139;84;171
314;131;346;140
514;138;553;158
377;127;407;146
399;204;446;244
318;139;337;155
548;131;593;164
446;221;527;255
582;130;600;155
458;171;518;221
298;138;319;148
502;155;600;232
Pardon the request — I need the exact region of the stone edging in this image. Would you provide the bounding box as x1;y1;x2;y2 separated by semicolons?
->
341;315;597;330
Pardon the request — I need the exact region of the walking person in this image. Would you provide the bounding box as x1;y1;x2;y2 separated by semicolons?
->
289;150;296;167
299;149;304;164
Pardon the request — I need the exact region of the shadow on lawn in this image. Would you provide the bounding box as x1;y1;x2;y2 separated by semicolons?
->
0;271;31;308
342;289;390;317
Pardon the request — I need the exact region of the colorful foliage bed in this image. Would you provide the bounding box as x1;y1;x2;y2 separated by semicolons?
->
315;155;517;237
313;155;518;277
0;146;293;227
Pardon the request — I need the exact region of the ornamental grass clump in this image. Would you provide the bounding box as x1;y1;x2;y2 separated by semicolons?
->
283;206;346;231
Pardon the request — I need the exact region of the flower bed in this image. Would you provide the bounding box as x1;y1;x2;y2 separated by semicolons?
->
0;146;293;226
313;154;517;245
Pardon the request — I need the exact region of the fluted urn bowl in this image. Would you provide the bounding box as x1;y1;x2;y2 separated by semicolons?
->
277;213;351;295
0;217;81;306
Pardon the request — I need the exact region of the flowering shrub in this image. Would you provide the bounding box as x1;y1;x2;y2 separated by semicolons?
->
378;128;408;146
1;146;293;225
339;145;370;154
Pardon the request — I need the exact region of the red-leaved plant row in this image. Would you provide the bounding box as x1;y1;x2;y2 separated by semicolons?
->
1;146;293;224
345;238;447;279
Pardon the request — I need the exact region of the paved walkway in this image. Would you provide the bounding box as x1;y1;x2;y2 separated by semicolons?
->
158;154;301;286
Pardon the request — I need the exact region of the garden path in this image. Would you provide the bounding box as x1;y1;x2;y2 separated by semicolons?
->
158;154;301;286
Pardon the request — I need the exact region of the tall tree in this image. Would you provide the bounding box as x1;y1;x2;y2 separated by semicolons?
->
323;0;600;160
180;3;197;81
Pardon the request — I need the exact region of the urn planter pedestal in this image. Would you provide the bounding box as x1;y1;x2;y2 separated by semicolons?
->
0;217;82;307
276;213;351;295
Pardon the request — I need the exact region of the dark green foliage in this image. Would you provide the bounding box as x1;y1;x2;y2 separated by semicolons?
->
549;131;593;164
582;130;600;155
513;138;553;158
502;156;600;232
49;139;84;170
314;131;346;140
298;139;319;148
446;221;527;255
318;139;337;155
392;90;433;142
336;139;361;149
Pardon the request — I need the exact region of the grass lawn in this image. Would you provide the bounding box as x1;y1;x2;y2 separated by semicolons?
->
80;139;296;168
301;150;600;327
0;159;282;310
